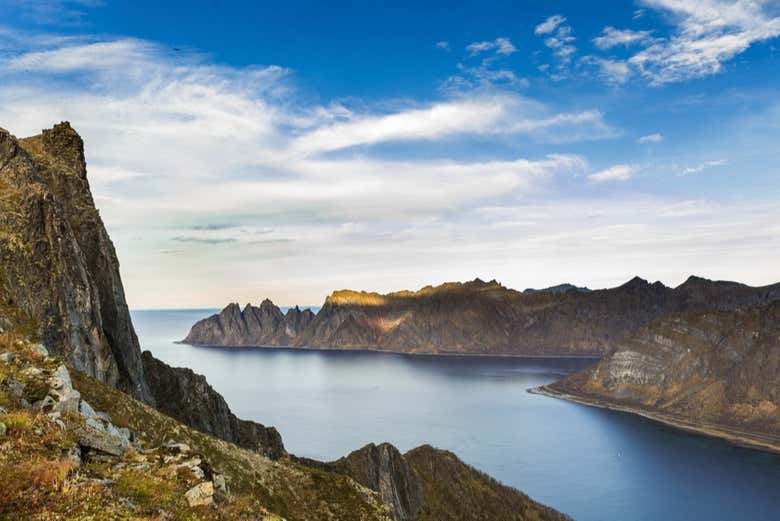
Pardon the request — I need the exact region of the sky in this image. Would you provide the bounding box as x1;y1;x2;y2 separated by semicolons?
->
0;0;779;309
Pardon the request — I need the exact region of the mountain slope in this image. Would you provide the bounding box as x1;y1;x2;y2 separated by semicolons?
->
185;276;780;356
536;301;780;452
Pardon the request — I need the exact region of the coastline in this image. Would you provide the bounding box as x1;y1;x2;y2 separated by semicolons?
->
176;341;604;360
530;385;780;455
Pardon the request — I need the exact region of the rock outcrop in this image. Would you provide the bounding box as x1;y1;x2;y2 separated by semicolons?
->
0;123;290;459
296;443;425;521
539;301;780;451
0;123;152;402
185;276;780;356
183;300;314;347
141;351;286;459
297;442;571;521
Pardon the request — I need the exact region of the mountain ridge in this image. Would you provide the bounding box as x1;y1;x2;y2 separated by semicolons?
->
184;276;780;356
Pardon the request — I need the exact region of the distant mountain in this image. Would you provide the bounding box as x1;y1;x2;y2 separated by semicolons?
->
537;301;780;452
523;283;591;294
183;276;780;356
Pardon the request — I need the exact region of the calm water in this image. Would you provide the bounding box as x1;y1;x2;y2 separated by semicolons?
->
133;309;780;521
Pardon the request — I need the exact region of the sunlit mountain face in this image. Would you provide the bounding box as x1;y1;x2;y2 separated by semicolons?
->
1;0;778;310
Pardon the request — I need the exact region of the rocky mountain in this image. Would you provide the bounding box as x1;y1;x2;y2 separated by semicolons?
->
0;122;568;519
295;442;570;521
0;123;284;458
185;276;780;356
537;301;780;452
141;352;286;459
523;283;591;295
0;123;152;402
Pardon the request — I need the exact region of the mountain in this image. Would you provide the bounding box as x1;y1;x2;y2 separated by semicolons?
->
185;276;780;356
0;122;152;402
0;122;282;456
523;283;591;294
296;443;570;521
535;301;780;452
0;122;567;519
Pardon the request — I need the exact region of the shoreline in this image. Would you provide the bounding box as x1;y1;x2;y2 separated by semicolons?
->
176;341;604;360
530;385;780;455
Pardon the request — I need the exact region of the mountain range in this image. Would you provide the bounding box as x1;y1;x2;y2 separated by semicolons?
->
184;276;780;356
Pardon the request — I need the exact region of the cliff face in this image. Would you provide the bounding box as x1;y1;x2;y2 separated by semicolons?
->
141;351;286;459
544;301;780;448
0;123;286;459
0;123;152;402
185;277;780;356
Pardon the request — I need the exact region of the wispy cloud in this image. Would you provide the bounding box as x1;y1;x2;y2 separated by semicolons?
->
587;164;640;182
629;0;780;84
535;15;577;78
637;132;663;143
171;236;238;244
681;159;727;175
535;15;567;35
7;0;103;26
291;95;615;154
593;27;655;50
466;37;516;56
581;56;631;84
435;41;450;51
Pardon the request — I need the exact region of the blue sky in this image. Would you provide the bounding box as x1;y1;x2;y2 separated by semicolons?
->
1;0;779;308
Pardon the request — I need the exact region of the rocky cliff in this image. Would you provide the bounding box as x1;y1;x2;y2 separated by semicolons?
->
538;301;780;452
185;276;780;356
0;123;290;459
296;442;570;521
141;351;286;459
0;123;152;402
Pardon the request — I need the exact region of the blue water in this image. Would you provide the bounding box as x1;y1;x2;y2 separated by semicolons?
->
133;309;780;521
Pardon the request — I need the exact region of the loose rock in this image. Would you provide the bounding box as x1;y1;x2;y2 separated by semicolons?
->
184;481;214;507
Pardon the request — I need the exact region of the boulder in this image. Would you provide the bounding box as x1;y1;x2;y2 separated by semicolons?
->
184;481;214;507
75;424;128;457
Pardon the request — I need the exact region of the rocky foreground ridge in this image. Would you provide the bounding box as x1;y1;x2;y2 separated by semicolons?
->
537;301;780;452
0;122;568;519
185;276;780;356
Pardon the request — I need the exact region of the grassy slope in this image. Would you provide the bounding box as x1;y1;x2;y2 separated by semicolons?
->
0;333;390;521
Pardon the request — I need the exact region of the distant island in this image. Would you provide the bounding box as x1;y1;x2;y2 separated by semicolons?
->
183;276;780;356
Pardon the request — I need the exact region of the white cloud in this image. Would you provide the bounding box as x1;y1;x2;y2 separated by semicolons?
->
535;15;567;35
435;41;450;51
638;132;663;143
593;27;654;50
440;64;529;92
630;0;780;84
0;32;610;306
582;56;631;84
466;37;516;56
536;17;577;73
587;164;640;182
291;95;615;154
681;159;727;175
